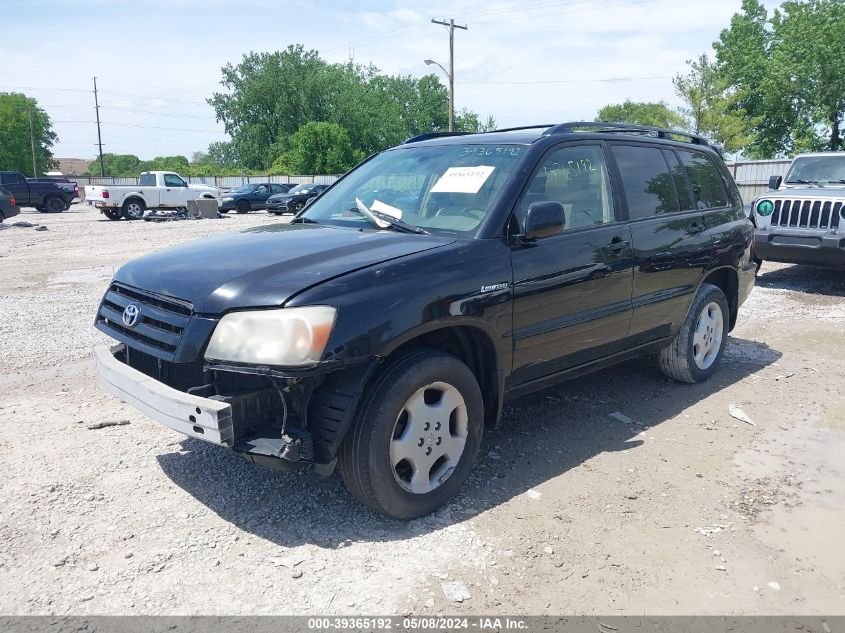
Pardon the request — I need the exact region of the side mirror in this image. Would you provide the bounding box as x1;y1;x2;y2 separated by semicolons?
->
523;201;565;241
769;175;782;190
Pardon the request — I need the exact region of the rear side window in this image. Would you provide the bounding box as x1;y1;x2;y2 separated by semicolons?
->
664;150;693;211
2;173;23;184
677;150;728;209
139;173;155;186
612;145;679;219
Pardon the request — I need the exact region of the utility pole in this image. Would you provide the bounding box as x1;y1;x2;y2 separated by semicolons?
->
431;18;467;132
27;109;38;177
93;76;105;177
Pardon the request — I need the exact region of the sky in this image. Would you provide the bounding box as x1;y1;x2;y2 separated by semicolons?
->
2;0;781;162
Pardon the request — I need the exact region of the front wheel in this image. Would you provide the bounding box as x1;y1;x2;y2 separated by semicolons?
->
657;283;729;384
236;199;250;214
339;349;484;519
103;209;121;221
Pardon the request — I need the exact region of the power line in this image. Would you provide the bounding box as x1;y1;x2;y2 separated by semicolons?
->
458;75;669;84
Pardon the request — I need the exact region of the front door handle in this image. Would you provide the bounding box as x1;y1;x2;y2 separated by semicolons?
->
605;238;630;253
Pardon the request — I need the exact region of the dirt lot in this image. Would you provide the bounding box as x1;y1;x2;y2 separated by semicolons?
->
1;204;843;615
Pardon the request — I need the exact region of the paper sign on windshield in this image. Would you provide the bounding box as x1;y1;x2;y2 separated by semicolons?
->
431;166;496;194
371;199;402;219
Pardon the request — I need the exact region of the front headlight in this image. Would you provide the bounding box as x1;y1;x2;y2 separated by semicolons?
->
221;197;234;202
205;306;336;367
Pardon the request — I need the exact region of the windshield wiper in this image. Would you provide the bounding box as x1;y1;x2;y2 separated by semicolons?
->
786;179;825;187
354;198;429;234
290;216;319;224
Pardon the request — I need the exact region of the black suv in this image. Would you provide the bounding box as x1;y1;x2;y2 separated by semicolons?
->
94;122;755;519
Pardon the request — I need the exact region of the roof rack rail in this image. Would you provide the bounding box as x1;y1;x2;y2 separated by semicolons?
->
543;121;711;147
404;131;470;144
481;124;557;134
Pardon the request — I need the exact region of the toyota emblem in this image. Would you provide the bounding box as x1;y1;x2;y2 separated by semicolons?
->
122;303;141;328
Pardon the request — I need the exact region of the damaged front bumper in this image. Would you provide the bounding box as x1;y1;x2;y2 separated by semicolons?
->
94;344;373;473
95;344;235;446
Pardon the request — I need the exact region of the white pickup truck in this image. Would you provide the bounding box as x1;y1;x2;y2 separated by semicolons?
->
85;171;220;220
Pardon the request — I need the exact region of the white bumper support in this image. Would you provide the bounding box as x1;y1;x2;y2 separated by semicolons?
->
94;344;234;447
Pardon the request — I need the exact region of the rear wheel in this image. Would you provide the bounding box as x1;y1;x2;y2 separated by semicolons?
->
657;283;729;384
121;199;145;220
236;199;250;214
44;197;67;213
339;348;484;519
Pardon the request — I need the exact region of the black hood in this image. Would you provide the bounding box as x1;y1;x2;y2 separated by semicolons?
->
113;223;455;314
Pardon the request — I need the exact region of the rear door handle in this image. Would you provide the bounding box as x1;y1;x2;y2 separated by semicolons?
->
687;222;704;235
605;238;630;253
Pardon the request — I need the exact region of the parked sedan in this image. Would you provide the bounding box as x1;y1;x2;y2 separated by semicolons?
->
0;187;20;221
266;183;330;215
219;183;297;214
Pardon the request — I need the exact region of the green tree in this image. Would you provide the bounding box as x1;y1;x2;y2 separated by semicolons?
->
0;93;57;175
270;122;363;175
84;153;143;177
596;100;688;129
714;0;845;156
455;110;498;133
208;45;485;170
673;54;758;153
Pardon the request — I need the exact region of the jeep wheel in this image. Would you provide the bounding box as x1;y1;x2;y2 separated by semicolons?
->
657;283;729;384
339;348;484;519
121;199;145;220
236;199;250;214
44;197;67;213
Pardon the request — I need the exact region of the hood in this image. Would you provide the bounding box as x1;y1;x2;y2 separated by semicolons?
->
113;223;455;314
765;187;845;200
188;183;219;194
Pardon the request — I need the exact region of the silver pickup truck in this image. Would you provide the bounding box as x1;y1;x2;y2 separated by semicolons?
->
752;152;845;268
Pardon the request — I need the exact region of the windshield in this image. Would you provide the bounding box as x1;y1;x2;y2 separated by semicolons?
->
301;144;525;236
230;185;256;194
785;155;845;184
289;184;315;194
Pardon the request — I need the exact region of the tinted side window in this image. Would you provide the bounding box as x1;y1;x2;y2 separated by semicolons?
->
518;144;616;230
677;150;728;209
163;174;185;187
612;145;679;219
664;150;693;211
2;173;23;184
139;173;156;186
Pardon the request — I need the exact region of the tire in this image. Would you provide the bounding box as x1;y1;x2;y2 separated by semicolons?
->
35;207;46;213
291;200;304;214
236;199;250;214
339;348;484;519
657;283;729;384
103;209;121;221
44;197;67;213
121;198;146;221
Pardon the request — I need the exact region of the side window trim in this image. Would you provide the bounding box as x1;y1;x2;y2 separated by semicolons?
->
510;140;625;237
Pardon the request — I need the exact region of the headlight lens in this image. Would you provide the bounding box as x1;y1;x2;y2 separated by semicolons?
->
205;306;336;367
756;199;775;216
221;197;234;202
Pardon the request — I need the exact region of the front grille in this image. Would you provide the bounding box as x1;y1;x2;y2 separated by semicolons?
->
770;199;842;230
96;283;193;361
122;347;207;393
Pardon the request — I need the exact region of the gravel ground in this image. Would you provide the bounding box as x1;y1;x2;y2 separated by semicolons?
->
0;204;843;615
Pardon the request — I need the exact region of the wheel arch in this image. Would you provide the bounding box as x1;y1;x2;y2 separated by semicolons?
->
699;266;739;331
308;322;504;466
